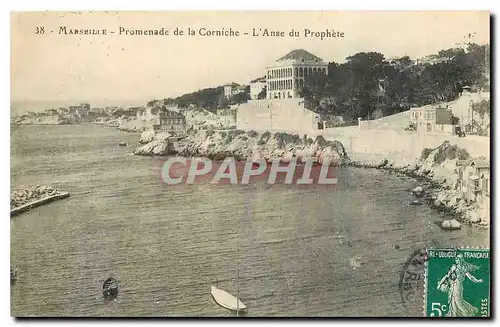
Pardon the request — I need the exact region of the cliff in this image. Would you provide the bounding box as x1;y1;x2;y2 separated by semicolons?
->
134;129;350;165
12;110;147;132
349;140;490;227
12;113;76;125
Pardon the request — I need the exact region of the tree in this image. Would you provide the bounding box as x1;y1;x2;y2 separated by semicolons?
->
229;91;250;105
145;42;489;119
218;94;229;109
257;86;267;99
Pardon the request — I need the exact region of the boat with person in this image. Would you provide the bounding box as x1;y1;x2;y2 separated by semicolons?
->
102;277;119;300
11;267;17;284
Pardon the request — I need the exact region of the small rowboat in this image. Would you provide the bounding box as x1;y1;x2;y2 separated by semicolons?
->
11;267;17;284
102;277;119;299
211;285;247;312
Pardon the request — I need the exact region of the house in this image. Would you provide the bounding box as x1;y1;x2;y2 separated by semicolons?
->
415;55;452;66
68;105;80;114
409;105;454;133
250;77;266;100
456;159;490;213
153;108;186;135
224;83;246;99
136;106;160;122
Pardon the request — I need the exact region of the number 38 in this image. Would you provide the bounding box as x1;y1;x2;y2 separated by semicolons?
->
35;26;45;34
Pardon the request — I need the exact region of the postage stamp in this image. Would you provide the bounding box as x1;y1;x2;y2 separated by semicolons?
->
425;248;490;318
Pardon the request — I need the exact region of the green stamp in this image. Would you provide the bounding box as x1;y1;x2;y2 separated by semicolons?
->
425;248;490;317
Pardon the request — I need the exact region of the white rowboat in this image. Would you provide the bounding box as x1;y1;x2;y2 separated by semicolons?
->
211;285;247;311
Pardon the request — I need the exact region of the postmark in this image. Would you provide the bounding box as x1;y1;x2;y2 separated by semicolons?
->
424;248;490;318
399;248;428;314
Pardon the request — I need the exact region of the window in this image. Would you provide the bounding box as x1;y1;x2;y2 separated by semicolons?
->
294;67;298;77
299;67;303;77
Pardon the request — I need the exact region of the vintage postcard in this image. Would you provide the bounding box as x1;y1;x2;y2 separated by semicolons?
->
10;11;490;317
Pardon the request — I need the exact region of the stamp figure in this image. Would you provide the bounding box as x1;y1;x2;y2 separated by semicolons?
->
425;248;490;317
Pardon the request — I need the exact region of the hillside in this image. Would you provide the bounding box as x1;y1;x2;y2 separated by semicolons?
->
304;43;490;121
355;91;490;134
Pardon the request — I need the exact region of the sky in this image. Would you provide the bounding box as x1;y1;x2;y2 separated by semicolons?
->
11;11;490;107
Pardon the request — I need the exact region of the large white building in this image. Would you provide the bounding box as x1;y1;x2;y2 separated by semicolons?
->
265;49;328;99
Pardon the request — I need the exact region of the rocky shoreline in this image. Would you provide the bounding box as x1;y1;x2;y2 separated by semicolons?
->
134;129;350;165
134;130;488;230
347;141;489;229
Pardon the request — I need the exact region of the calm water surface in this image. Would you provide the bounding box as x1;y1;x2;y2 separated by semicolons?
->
10;125;489;317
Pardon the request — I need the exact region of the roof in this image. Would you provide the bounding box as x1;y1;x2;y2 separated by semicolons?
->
159;109;185;119
277;49;324;63
470;159;490;169
456;159;473;166
250;76;266;83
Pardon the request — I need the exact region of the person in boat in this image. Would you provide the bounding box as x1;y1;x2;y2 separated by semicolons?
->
102;277;119;299
10;267;17;284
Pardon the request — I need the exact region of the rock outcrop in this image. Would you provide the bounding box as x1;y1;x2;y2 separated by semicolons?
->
412;186;424;197
139;130;157;144
348;140;489;227
441;219;462;230
134;129;350;166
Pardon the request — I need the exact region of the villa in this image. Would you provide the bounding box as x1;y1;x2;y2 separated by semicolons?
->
265;49;328;99
456;159;490;216
237;49;329;135
154;108;187;135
